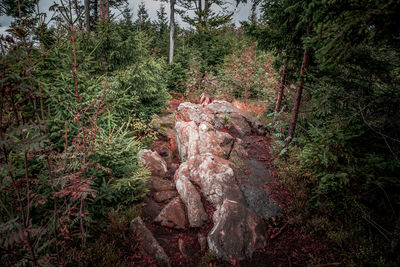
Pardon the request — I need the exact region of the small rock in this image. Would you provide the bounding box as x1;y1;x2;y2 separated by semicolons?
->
197;233;207;252
154;190;178;203
154;197;186;229
130;217;171;267
199;92;215;106
138;149;168;177
178;238;187;255
148;176;175;191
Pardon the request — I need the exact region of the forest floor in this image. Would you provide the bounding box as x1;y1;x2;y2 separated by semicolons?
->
129;98;338;267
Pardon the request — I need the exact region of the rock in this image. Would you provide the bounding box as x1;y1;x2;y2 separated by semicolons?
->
157;146;171;160
154;197;186;229
188;154;244;208
206;100;266;136
138;149;168;177
176;102;215;125
148;176;175;192
142;199;163;220
207;200;267;261
173;100;279;262
199;92;215;106
175;121;200;162
176;101;266;137
130;217;171;267
197;233;207;252
174;163;208;227
230;138;248;159
154;190;178;203
237;159;282;218
198;122;235;158
178;238;187;255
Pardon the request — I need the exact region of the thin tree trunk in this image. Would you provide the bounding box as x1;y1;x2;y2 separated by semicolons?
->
169;0;175;64
99;0;109;21
99;0;103;20
287;25;311;145
274;64;287;122
198;0;202;48
85;0;90;31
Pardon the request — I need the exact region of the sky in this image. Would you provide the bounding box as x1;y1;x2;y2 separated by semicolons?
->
0;0;254;35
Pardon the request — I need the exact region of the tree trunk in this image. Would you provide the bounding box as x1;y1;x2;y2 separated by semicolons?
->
287;25;311;145
274;64;287;122
169;0;175;64
99;0;109;20
85;0;90;31
198;0;202;48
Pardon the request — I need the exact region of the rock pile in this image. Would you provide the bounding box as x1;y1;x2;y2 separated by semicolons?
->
174;100;281;261
133;100;281;264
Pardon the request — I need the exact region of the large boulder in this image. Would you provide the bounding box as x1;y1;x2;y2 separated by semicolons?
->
176;100;266;137
131;217;171;267
176;102;215;125
187;154;244;208
138;149;168;177
207;199;267;261
206;101;266;136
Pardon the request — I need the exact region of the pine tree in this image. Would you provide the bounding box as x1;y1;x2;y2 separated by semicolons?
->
157;4;168;34
135;2;151;32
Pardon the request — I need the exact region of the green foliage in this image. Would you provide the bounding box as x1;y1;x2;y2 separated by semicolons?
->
252;0;400;264
91;121;150;212
108;59;170;120
219;45;277;100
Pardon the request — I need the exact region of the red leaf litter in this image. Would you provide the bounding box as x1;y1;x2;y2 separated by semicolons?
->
127;99;338;266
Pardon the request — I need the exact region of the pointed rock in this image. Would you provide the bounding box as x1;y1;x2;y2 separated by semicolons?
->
138;149;168;177
154;197;186;229
130;217;171;267
175;162;208;227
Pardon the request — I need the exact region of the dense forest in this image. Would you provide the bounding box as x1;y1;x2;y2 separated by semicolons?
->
1;0;399;266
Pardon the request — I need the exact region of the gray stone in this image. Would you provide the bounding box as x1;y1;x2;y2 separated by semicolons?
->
130;217;171;267
207;200;267;261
